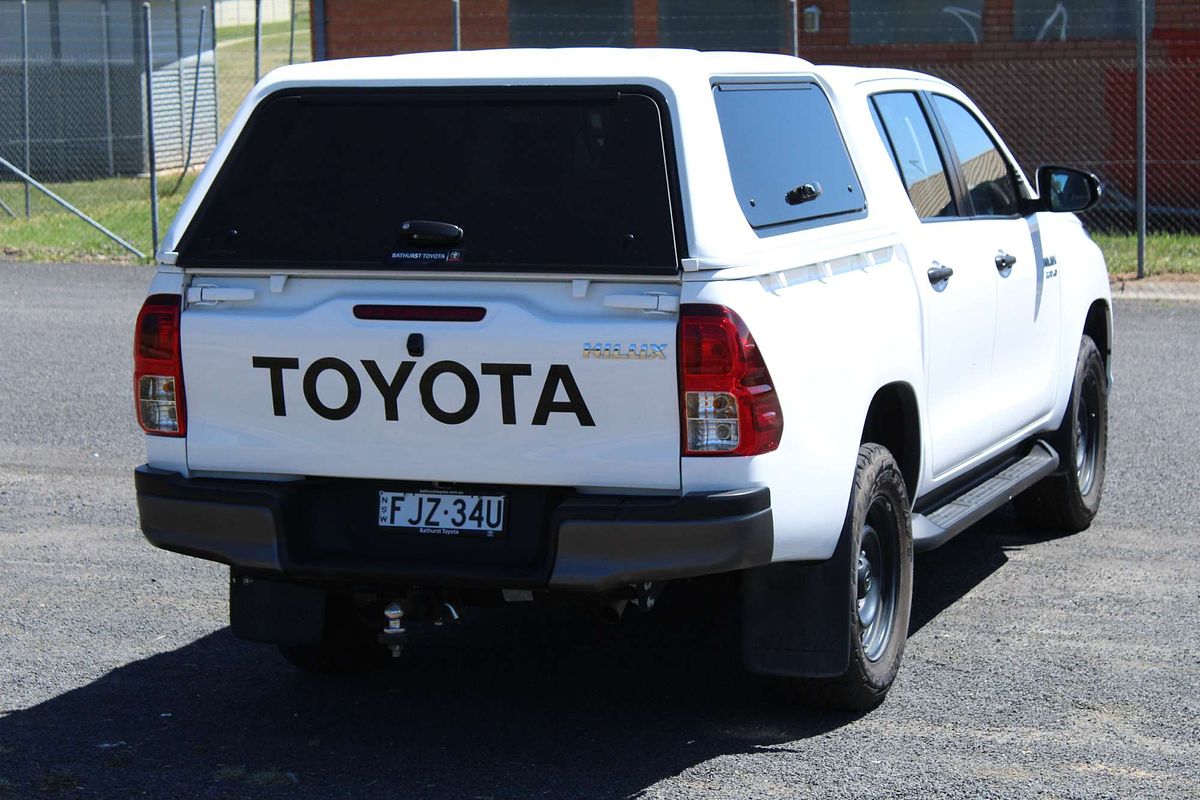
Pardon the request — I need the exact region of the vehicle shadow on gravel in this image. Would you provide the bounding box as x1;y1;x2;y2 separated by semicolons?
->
0;590;849;798
911;504;1075;635
1;509;1070;799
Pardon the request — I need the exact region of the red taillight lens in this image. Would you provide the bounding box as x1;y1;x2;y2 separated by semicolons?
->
133;294;185;436
679;304;783;456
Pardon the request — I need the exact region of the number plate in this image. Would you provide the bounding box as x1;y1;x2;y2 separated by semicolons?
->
377;490;506;537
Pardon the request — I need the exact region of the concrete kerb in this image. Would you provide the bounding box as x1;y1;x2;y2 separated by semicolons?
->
1109;278;1200;302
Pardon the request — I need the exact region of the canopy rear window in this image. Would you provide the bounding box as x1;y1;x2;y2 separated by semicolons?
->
176;88;680;274
714;82;865;234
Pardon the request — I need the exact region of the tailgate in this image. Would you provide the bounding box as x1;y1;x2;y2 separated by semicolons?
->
181;277;682;490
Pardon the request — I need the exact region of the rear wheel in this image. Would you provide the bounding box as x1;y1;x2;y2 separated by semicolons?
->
786;444;913;711
1014;336;1107;533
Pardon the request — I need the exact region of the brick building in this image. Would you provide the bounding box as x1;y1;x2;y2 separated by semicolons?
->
306;1;1200;229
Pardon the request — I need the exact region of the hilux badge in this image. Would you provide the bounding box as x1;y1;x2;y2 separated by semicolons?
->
582;343;668;360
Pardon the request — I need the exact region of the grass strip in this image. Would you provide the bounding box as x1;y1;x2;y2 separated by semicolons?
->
1093;233;1200;277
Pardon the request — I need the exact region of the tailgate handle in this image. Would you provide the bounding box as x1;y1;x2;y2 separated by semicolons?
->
399;220;463;245
603;293;680;314
186;286;257;305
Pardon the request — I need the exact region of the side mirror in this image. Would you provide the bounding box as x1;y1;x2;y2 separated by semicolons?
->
1035;165;1102;213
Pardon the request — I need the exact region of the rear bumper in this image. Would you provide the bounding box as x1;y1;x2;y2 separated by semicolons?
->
134;466;773;592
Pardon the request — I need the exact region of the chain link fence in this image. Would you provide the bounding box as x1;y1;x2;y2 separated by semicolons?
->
0;0;309;259
902;56;1199;236
215;0;310;134
322;0;1200;278
1;0;1196;267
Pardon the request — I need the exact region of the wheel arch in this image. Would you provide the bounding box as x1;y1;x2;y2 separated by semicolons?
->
860;381;921;502
1083;298;1112;375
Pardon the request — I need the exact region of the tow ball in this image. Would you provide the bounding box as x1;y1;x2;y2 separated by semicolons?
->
377;595;461;658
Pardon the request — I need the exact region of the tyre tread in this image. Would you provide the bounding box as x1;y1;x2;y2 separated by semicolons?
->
1014;336;1107;534
783;443;913;712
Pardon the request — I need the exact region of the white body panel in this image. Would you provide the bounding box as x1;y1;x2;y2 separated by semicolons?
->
142;50;1113;567
680;246;923;562
906;219;1000;476
181;277;682;490
1043;213;1113;425
989;215;1060;442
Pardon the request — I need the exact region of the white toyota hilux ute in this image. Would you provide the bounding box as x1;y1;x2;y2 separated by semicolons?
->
133;49;1112;710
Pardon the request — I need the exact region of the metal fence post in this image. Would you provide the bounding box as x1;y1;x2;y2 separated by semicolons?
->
187;4;207;170
169;4;206;195
210;3;220;140
254;0;263;82
289;0;296;64
175;0;186;166
1136;0;1147;280
312;0;326;60
101;0;115;176
144;2;160;258
21;0;30;218
790;0;799;58
0;155;145;258
452;0;461;51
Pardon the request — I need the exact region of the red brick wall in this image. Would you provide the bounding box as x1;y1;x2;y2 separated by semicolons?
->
1156;0;1200;58
320;0;509;59
788;0;1200;63
633;0;658;48
315;0;1200;214
770;0;1199;211
318;1;1200;63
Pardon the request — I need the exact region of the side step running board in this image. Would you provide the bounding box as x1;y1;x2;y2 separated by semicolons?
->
911;441;1060;552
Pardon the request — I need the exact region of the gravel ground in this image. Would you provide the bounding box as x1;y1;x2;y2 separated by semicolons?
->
0;261;1197;799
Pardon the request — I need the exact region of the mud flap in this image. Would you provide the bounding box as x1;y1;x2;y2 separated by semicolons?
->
229;572;326;646
740;524;853;678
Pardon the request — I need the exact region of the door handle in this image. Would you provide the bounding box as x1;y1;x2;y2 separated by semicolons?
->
995;252;1017;274
927;266;955;286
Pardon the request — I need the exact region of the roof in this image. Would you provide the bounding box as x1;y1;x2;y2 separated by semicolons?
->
259;48;819;88
816;64;956;88
160;49;952;263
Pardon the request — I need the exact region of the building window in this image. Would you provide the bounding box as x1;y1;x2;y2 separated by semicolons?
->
509;0;633;47
1013;1;1154;42
658;0;789;53
851;0;986;45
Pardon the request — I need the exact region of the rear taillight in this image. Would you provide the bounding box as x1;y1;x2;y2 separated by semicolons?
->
134;294;185;436
679;304;783;456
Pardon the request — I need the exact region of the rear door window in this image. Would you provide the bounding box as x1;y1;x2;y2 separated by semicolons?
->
176;88;680;274
870;92;956;220
714;83;865;234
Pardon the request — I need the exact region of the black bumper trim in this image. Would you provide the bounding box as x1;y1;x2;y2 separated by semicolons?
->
549;488;773;590
134;466;773;591
138;495;281;571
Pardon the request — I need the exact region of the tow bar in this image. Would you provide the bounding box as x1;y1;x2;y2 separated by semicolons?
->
378;594;461;658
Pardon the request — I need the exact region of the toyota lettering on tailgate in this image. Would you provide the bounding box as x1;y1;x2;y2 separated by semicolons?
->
250;357;595;426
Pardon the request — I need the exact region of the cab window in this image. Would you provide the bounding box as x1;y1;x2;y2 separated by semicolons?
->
930;95;1021;217
870;92;956;220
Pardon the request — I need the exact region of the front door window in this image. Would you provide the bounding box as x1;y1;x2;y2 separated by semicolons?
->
931;95;1021;217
